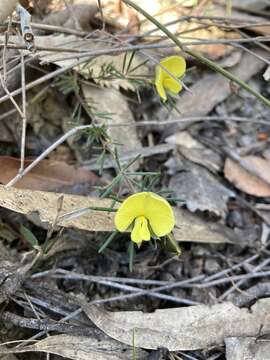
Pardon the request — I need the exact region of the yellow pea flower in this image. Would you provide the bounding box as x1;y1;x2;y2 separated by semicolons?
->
114;192;175;245
155;55;186;101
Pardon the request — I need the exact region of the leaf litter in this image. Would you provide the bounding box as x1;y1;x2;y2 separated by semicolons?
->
0;0;270;359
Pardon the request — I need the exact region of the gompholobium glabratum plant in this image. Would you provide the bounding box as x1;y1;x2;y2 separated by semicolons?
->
155;55;186;102
114;192;175;245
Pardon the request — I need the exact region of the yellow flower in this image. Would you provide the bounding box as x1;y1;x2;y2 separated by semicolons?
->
155;55;186;101
114;192;175;244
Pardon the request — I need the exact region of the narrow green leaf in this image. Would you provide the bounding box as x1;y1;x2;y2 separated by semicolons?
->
20;225;39;248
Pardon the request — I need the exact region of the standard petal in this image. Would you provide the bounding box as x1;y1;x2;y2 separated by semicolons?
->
144;193;175;237
114;193;147;232
160;55;186;78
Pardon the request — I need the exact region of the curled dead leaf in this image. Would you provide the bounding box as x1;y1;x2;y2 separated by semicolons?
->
0;157;102;193
224;156;270;197
0;334;147;360
0;185;235;243
84;299;270;351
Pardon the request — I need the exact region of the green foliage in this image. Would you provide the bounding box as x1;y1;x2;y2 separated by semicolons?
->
20;225;39;248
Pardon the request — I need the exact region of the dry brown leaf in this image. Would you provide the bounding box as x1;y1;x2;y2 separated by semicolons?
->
0;185;235;243
169;163;234;217
166;131;222;173
0;334;147;360
224;156;270;197
0;157;102;192
84;299;270;351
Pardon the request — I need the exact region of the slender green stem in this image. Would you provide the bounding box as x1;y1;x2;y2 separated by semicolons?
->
98;230;118;253
122;0;270;108
128;241;135;272
89;206;117;212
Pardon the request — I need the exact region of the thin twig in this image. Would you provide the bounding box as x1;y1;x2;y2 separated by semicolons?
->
19;53;27;173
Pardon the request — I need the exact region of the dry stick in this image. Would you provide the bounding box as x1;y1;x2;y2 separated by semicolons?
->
0;70;23;117
109;116;270;127
10;20;88;36
218;258;270;301
44;36;270;63
122;0;270;108
52;270;202;305
46;269;270;296
5;124;91;187
202;253;259;283
1;311;95;337
2;17;13;82
233;42;270;65
19;53;27;173
32;269;170;286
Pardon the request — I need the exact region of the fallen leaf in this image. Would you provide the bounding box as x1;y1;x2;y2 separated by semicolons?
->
0;157;102;193
166;131;222;173
0;334;147;360
0;185;235;243
224;156;270;197
84;299;270;351
169;161;234;217
225;337;270;360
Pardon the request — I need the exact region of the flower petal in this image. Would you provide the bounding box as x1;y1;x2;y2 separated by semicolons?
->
144;193;175;237
160;55;186;78
131;216;150;244
114;193;147;232
155;64;167;101
163;77;182;95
